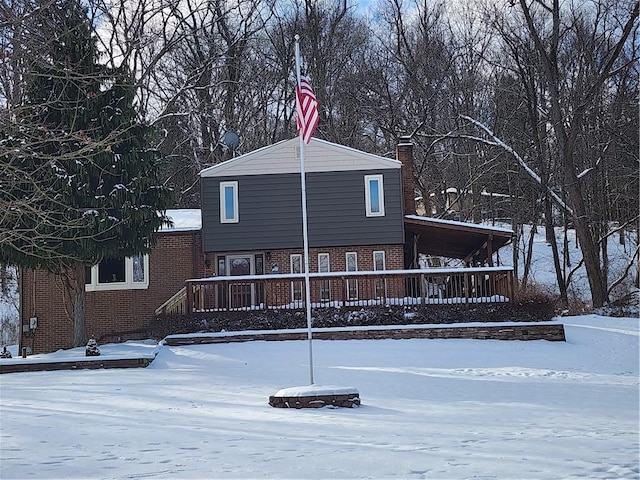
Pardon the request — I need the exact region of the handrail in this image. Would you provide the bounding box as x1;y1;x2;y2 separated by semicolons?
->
179;267;514;314
155;286;187;315
186;266;514;283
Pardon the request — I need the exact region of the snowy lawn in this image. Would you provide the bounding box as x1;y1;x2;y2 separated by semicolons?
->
1;314;638;479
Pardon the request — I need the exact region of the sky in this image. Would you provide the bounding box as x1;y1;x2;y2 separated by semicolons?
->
0;225;638;479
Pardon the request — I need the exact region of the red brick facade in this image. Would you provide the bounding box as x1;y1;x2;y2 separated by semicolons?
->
245;244;405;276
20;231;406;354
20;230;207;354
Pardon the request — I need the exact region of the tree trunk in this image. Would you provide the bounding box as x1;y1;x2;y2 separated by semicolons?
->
69;261;87;347
564;160;609;307
0;265;7;296
601;223;609;290
544;195;568;307
511;219;520;287
521;223;536;290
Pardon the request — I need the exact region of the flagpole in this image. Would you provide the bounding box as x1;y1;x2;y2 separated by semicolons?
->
295;35;315;386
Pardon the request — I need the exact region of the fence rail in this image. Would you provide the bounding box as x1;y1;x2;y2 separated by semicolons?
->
168;267;514;315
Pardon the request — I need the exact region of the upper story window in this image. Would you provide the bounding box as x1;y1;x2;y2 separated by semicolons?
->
365;174;385;217
220;181;239;223
85;255;149;291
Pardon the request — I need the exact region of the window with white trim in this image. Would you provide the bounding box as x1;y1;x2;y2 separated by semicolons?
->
220;181;239;223
290;254;303;303
346;252;358;300
365;174;385;217
373;250;386;299
318;253;330;301
85;255;149;291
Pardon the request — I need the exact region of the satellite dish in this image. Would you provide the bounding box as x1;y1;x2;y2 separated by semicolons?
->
221;131;240;152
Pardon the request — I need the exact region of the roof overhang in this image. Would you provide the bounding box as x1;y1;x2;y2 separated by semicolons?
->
404;215;514;265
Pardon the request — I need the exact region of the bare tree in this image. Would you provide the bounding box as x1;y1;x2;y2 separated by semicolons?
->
515;0;638;307
1;0;172;346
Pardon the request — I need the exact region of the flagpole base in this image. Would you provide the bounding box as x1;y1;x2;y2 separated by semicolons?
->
269;385;360;409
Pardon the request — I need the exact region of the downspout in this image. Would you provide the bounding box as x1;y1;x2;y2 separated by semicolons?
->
17;269;24;354
191;230;197;278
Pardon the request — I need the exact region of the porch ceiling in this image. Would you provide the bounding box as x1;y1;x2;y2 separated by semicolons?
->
404;215;513;264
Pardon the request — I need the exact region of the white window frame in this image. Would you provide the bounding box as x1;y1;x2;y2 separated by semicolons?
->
373;250;386;300
346;252;358;300
85;255;149;291
290;254;303;303
373;250;386;271
220;181;239;223
365;174;385;217
318;253;330;302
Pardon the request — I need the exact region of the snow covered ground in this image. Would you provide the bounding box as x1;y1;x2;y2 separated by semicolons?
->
1;224;638;478
1;314;638;479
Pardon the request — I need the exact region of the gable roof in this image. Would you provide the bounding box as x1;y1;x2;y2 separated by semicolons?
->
200;137;401;178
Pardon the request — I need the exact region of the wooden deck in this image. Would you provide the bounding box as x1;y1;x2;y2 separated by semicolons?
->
156;267;516;315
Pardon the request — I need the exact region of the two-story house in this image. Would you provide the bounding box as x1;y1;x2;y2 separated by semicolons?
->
18;137;513;354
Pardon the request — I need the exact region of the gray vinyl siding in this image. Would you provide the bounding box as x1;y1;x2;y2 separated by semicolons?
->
201;169;404;252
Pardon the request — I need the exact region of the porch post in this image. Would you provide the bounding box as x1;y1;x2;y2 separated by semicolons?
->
487;234;494;266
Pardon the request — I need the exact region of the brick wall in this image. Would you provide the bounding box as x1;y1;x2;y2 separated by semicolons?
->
211;244;405;308
21;235;407;354
20;230;205;354
238;244;405;275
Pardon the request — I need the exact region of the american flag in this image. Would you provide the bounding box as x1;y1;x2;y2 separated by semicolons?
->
296;75;319;144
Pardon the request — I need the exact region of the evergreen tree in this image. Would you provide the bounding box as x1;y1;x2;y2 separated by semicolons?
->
0;0;173;345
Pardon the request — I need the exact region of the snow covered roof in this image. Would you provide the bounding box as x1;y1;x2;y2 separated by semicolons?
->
200;137;400;178
405;215;514;234
160;209;201;232
404;215;513;262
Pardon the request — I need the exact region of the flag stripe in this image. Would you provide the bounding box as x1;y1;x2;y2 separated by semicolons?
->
296;76;319;144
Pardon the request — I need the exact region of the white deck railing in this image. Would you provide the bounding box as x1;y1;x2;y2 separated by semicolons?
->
160;267;515;315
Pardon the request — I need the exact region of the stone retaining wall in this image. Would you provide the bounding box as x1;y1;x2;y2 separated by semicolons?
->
164;323;566;346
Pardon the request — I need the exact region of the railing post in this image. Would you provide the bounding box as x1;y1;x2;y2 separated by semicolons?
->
509;270;515;302
186;281;193;314
263;279;268;310
464;272;470;307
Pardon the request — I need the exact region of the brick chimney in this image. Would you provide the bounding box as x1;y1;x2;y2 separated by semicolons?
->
397;136;416;216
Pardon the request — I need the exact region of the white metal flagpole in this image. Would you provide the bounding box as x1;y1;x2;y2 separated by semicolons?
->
294;35;315;385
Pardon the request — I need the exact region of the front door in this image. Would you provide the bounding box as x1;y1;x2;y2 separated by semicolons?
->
228;255;254;308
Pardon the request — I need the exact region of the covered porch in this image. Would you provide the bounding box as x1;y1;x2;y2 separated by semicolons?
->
155;218;515;315
403;215;514;267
